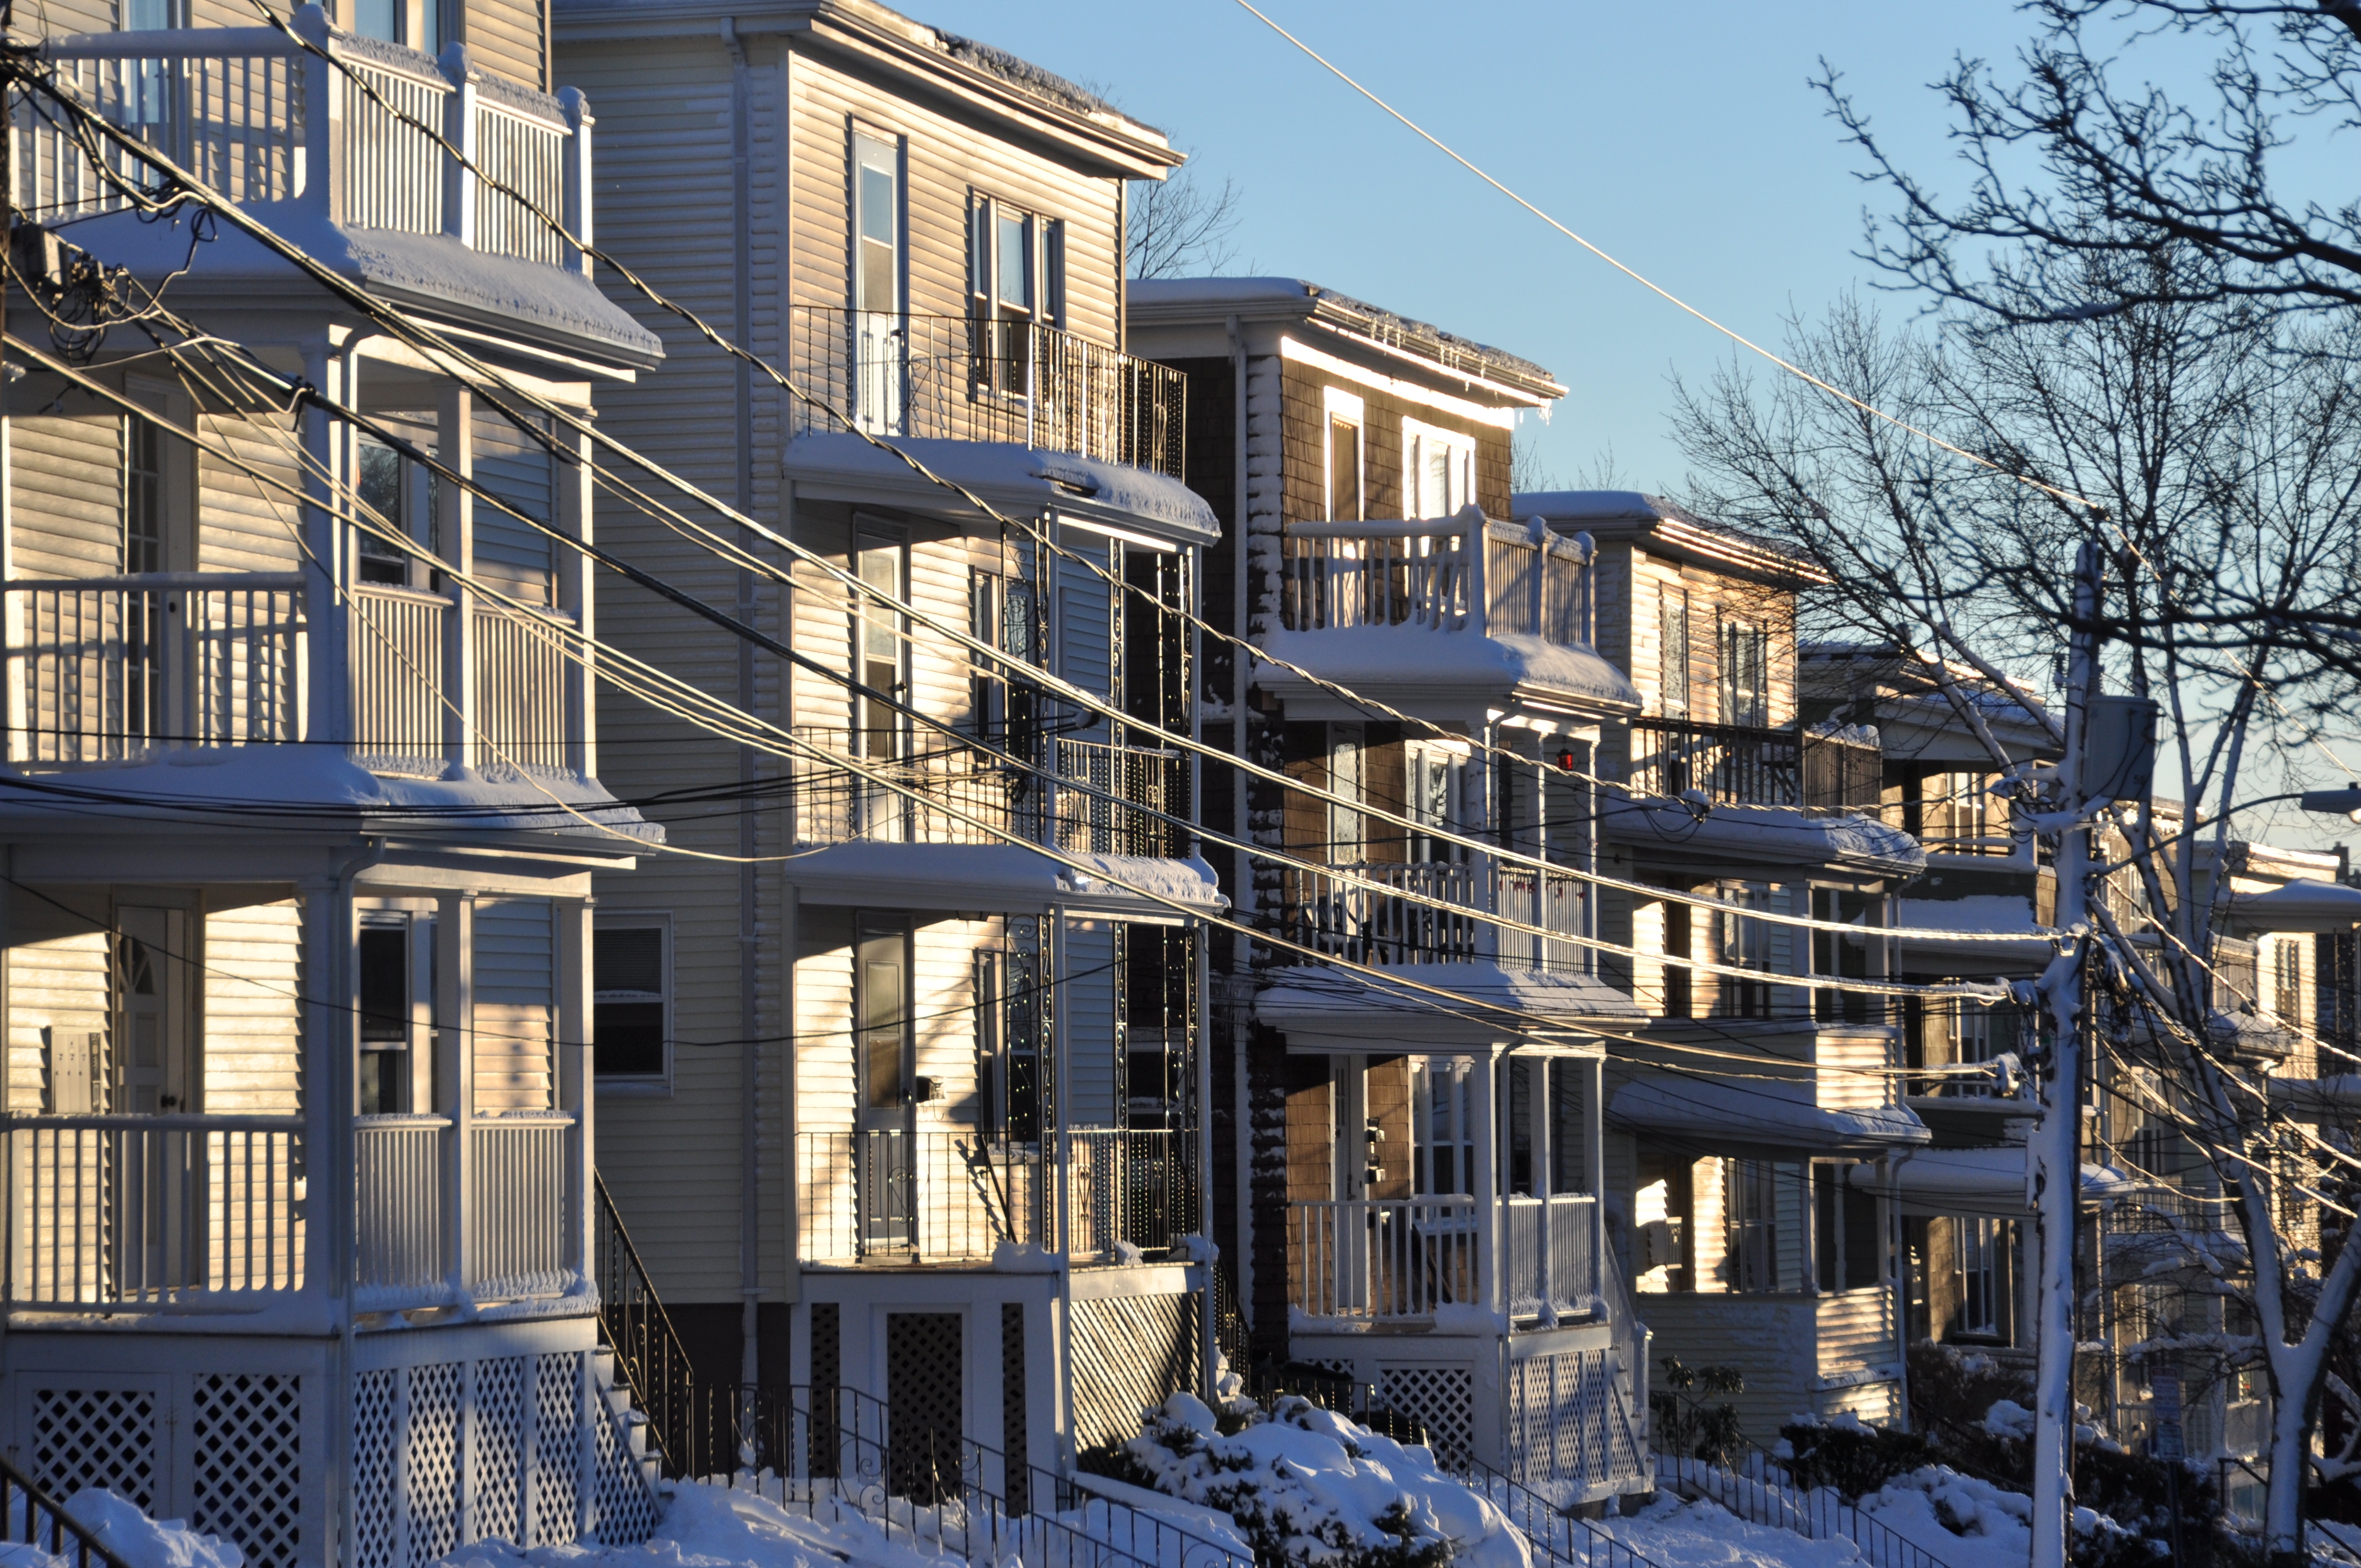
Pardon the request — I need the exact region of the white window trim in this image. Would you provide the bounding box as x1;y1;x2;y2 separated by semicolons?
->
1322;386;1365;522
1401;416;1477;520
594;911;674;1095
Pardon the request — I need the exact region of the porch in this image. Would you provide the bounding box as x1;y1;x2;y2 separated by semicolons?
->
1281;859;1587;972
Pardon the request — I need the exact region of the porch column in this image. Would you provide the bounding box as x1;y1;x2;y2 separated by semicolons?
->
301;337;352;746
556;896;592;1284
554;412;595;778
302;875;350;1302
1582;1055;1606;1313
1530;1057;1553;1323
437;385;476;772
437;894;476;1295
1471;1043;1504;1316
1195;920;1217;1396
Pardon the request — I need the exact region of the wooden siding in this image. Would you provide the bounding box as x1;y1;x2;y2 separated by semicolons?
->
1274;363;1508;529
474;896;554;1110
202;897;303;1113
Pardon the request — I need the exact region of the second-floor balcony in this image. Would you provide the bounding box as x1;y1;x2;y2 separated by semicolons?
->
6;572;583;779
786;307;1186;481
1283;858;1587;971
1625;716;1882;814
26;12;588;275
790;727;1186;859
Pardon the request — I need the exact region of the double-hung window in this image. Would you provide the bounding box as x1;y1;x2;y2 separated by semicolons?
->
1324;388;1365;522
1402;418;1476;519
594;919;670;1085
1718;620;1770;728
970;195;1065;396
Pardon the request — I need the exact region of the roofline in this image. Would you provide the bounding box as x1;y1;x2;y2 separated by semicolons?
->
552;0;1183;179
1127;277;1565;403
1515;491;1827;587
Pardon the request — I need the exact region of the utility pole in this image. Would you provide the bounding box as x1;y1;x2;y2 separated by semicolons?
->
2031;540;2103;1568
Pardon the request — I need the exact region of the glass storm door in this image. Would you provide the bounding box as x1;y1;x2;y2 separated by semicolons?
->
853;137;903;433
856;920;915;1250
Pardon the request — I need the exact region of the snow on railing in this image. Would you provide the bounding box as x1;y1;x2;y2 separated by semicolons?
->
24;10;592;272
1280;512;1595;647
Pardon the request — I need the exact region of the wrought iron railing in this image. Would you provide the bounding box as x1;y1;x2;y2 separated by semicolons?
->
785;307;1187;479
592;1169;701;1477
1626;717;1881;813
1280;859;1586;972
790;727;1184;857
1456;1456;1675;1568
0;1450;138;1568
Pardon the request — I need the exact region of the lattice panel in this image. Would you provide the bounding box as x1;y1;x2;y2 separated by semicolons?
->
586;1380;659;1545
406;1365;461;1566
886;1313;965;1500
191;1374;303;1568
1379;1365;1475;1471
31;1386;159;1513
1001;1303;1029;1514
472;1358;526;1545
1070;1293;1195;1456
351;1371;397;1568
530;1354;581;1547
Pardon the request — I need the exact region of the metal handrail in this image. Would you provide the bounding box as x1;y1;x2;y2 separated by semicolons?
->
591;1170;698;1476
0;1450;139;1568
1456;1455;1678;1568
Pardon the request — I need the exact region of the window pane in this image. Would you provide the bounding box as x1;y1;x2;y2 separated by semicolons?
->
125;419;163;575
1329;420;1361;521
595;926;663;995
862;959;905;1109
123;0;172;26
358;927;408;1042
594;1001;665;1077
859;164;896;247
997;214;1031;309
352;0;397;40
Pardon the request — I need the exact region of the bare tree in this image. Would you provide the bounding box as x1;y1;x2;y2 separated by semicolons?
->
1822;2;2361;319
1673;266;2361;1561
1128;164;1244;281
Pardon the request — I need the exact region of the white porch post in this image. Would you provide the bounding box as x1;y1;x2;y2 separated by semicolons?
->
1195;920;1216;1396
1471;1043;1503;1316
1582;1055;1605;1311
557;896;593;1284
303;875;351;1300
554;414;595;778
438;895;476;1295
436;384;476;772
1531;1058;1553;1321
301;339;352;747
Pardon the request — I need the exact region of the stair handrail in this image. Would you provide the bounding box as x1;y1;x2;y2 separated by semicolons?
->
1650;1385;1960;1568
1454;1454;1678;1568
592;1169;700;1476
0;1452;140;1568
718;1382;1254;1568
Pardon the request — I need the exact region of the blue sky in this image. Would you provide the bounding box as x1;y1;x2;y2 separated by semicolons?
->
917;0;2038;493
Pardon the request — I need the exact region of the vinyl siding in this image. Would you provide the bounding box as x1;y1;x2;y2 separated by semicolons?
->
474;896;554;1110
472;407;556;603
197;412;305;572
1063;918;1117;1129
202;898;303;1113
10;412;123;580
6;896;111;1112
463;0;546;92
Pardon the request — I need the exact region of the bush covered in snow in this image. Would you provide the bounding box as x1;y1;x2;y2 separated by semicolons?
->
1099;1392;1527;1568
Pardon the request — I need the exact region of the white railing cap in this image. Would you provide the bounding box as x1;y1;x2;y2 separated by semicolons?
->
43;25;297;60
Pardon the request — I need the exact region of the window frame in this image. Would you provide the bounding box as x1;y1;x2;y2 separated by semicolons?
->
1717;618;1771;728
1323;387;1366;522
592;912;673;1093
1401;417;1477;520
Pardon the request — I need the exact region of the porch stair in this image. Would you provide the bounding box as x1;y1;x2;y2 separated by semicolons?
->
0;1450;138;1568
1458;1455;1678;1568
592;1169;701;1480
589;1345;674;1500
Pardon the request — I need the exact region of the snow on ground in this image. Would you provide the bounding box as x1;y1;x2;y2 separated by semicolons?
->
1;1490;244;1568
435;1482;899;1568
1594;1493;1867;1568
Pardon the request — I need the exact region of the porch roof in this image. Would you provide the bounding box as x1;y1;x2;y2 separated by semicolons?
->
1256;960;1638;1051
1851;1146;2135;1218
1609;1072;1929;1159
1602;797;1924;884
784;433;1218;545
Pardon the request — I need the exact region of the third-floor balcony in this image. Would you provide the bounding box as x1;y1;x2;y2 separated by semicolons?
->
786;307;1187;480
1612;716;1919;882
1625;716;1882;814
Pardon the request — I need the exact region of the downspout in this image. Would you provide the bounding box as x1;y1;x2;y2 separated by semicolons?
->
1226;315;1252;1331
723;14;761;1398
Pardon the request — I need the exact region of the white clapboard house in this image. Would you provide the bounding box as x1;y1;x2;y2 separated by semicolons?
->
553;0;1227;1483
1128;281;1656;1500
1;1;666;1564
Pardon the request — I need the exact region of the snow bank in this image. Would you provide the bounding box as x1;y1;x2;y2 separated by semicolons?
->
1594;1492;1863;1568
432;1482;864;1568
0;1490;244;1568
1854;1466;2141;1568
1122;1394;1527;1568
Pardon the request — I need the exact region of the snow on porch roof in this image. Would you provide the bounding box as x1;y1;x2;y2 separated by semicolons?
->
783;433;1218;543
2221;877;2361;934
1609;1074;1930;1158
1849;1146;2135;1220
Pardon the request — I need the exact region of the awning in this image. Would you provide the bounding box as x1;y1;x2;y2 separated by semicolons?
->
1609;1075;1929;1159
1848;1146;2135;1219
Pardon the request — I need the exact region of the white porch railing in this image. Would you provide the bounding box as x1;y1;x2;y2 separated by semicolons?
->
1503;1193;1601;1320
353;1112;446;1293
3;1114;304;1306
1281;514;1595;646
1286;1196;1478;1321
4;574;579;776
1494;865;1586;972
467;1112;573;1298
21;10;591;274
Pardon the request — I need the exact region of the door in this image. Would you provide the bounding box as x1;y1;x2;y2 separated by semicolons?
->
856;918;915;1251
115;906;191;1294
855;532;907;837
852;135;902;433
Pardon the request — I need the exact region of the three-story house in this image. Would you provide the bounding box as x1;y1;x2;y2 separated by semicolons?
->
2;1;667;1562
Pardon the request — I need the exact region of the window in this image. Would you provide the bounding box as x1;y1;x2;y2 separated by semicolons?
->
1717;883;1775;1017
1402;419;1475;519
1124;924;1192;1129
970;569;1042;754
124;416;163;575
980;927;1046;1142
1329;722;1365;862
857;918;911;1128
356;433;409;586
1658;588;1690;716
357;923;411;1113
1405;738;1464;863
1324;388;1365;522
970;195;1066;395
593;922;668;1081
1729;1159;1804;1293
1411;1058;1475;1196
2273;938;2304;1027
1718;620;1769;728
121;0;178;123
857;532;906;763
1814;1163;1883;1293
1956;1216;2007;1337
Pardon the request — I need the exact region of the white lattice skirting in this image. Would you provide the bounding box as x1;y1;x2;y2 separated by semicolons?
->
1504;1348;1646;1493
350;1350;660;1568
